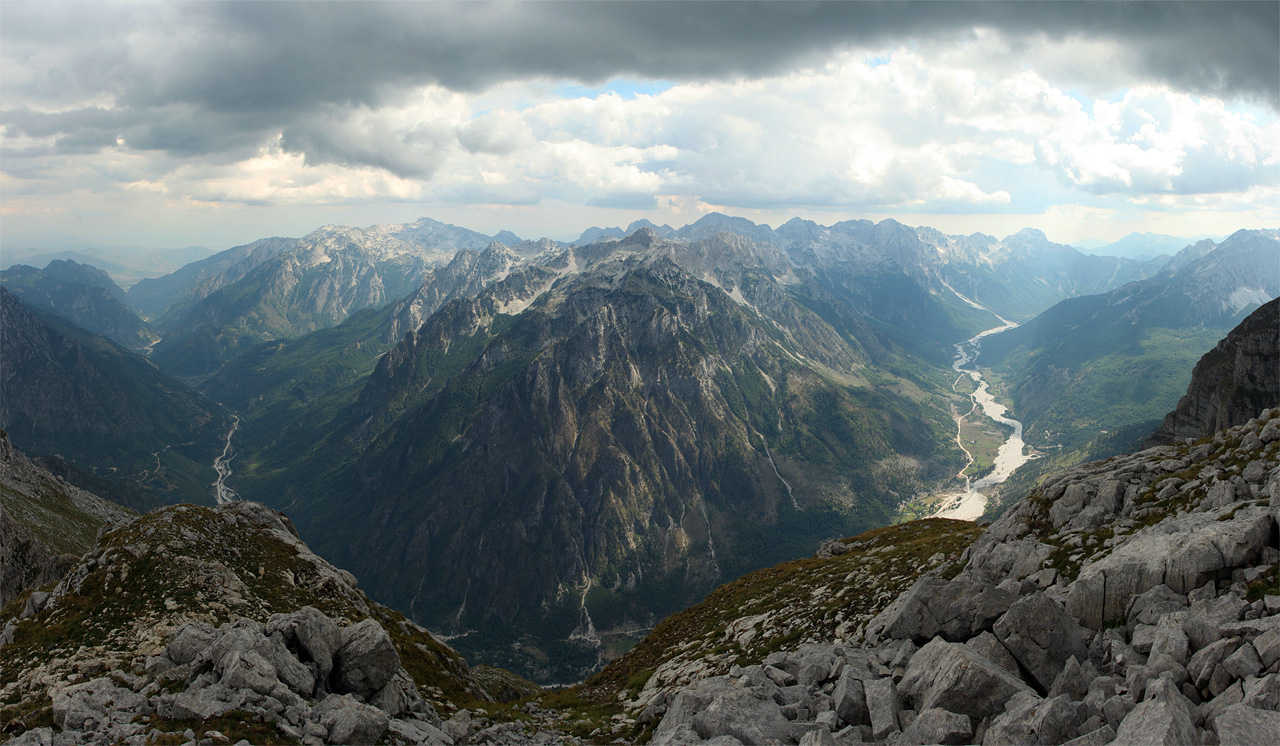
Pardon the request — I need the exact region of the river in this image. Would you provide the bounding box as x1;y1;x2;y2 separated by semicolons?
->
212;415;240;505
931;301;1032;520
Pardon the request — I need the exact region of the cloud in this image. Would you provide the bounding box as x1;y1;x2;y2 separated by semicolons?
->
2;2;1275;168
2;0;1277;245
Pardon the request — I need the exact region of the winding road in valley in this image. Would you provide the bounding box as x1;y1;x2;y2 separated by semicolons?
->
212;415;240;504
931;291;1032;520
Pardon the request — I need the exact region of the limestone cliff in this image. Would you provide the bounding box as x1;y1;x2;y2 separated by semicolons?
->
1146;296;1279;447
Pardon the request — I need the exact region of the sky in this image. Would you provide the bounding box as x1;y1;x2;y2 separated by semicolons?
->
2;1;1278;253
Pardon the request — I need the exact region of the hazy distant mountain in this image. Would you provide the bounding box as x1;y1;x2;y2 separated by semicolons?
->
228;230;963;682
0;288;230;505
1;245;215;289
1;260;157;350
979;228;1280;451
575;225;627;244
1078;231;1217;260
492;229;523;245
126;237;298;322
149;218;493;377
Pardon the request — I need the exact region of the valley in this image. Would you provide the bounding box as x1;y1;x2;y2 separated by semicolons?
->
929;317;1031;521
2;215;1276;690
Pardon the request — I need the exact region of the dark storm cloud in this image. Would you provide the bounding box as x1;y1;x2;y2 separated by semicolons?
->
3;1;1276;170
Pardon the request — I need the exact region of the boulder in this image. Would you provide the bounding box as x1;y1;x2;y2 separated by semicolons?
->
965;631;1021;677
267;606;343;684
1220;641;1263;681
1124;585;1188;635
368;668;427;719
334;619;401;698
165;621;217;666
1184;592;1250;651
1112;678;1198;746
994;592;1090;692
168;683;244;720
866;576;1016;644
1188;638;1243;691
863;677;902;740
898;707;971;745
314;693;390;746
1213;703;1280;746
1049;656;1098;702
1061;725;1116;746
831;670;869;726
1148;615;1190;665
51;678;146;731
690;685;793;744
219;649;280;695
1239;674;1279;710
900;638;1034;723
1250;628;1280;669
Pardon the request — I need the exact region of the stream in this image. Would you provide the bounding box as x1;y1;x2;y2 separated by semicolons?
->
212;415;240;505
931;305;1032;520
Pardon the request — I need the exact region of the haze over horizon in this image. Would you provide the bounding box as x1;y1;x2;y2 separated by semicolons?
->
2;1;1277;254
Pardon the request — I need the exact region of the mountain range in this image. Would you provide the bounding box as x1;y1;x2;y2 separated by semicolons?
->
0;260;157;351
2;279;1275;746
2;212;1275;685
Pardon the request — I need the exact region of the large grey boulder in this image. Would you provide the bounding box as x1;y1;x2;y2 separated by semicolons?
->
1184;592;1250;651
167;682;244;720
1124;585;1187;636
1188;638;1243;691
831;669;869;726
1213;703;1280;746
51;678;147;731
1163;508;1274;594
864;677;902;740
219;648;281;695
1148;615;1190;665
165;621;216;666
690;685;793;744
965;631;1021;677
900;638;1034;723
334;618;401;698
1066;507;1274;630
898;707;971;745
994;592;1090;692
1049;656;1099;701
1112;678;1198;746
267;605;343;684
867;576;1016;644
314;693;390;745
369;668;428;719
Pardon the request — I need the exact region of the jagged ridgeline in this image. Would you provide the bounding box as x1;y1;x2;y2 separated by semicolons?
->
229;231;966;682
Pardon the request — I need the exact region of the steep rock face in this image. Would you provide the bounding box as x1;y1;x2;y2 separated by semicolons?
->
0;431;134;607
0;501;505;745
1;260;156;350
1146;297;1279;447
0;289;229;505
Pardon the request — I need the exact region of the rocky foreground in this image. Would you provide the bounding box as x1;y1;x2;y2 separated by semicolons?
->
0;500;558;746
631;409;1279;745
